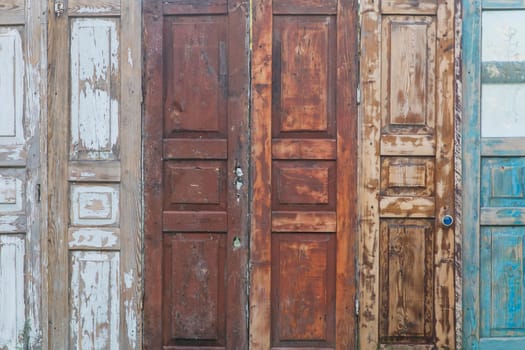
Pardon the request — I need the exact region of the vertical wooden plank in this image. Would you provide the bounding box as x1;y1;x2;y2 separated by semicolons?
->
47;0;70;347
26;0;47;347
461;9;481;334
226;0;250;347
336;0;358;348
143;0;163;348
250;0;273;348
359;0;382;347
120;0;142;348
0;235;24;349
435;0;456;346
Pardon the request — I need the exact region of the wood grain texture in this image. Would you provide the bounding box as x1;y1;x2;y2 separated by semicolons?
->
143;0;164;347
434;0;456;346
47;1;71;346
359;0;382;346
250;0;273;347
119;0;142;347
335;0;358;347
0;0;24;25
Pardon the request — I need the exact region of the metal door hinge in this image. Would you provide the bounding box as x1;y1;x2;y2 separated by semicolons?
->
54;0;65;16
357;85;361;105
355;297;359;316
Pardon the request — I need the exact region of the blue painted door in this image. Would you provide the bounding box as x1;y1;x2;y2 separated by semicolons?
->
464;3;525;349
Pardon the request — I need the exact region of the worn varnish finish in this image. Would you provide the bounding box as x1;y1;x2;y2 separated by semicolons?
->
250;0;357;348
47;0;141;348
360;0;456;348
143;0;250;348
0;0;45;348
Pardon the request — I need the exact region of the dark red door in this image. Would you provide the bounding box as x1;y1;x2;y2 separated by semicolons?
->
143;0;250;348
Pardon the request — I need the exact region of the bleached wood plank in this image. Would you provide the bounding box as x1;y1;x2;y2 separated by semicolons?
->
359;0;382;347
70;18;119;161
0;235;25;349
0;0;24;25
0;27;24;162
68;0;120;15
70;251;120;349
68;227;120;250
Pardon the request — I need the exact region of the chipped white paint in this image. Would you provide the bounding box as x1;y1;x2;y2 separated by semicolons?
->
0;215;25;233
0;235;24;349
124;270;133;289
70;19;119;161
69;227;120;249
125;299;137;347
70;251;120;349
127;47;133;67
0;27;24;161
0;173;23;212
70;184;119;226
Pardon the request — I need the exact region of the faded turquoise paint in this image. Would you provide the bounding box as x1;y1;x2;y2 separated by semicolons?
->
481;158;525;207
463;1;525;348
481;227;525;336
462;0;482;348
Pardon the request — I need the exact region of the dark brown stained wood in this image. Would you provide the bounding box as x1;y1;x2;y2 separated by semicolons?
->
271;234;336;346
251;0;357;348
163;0;228;14
163;212;228;232
144;0;249;348
164;139;228;160
163;234;226;345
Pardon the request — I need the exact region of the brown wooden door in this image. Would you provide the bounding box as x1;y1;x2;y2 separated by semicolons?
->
359;0;456;348
250;0;357;349
143;0;250;348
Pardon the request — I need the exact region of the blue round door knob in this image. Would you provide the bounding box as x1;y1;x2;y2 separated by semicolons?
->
442;215;454;227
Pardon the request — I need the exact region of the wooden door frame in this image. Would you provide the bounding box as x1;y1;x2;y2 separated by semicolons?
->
143;0;250;348
249;0;358;348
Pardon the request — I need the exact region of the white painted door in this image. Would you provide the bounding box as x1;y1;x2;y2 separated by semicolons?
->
0;1;45;348
47;0;141;348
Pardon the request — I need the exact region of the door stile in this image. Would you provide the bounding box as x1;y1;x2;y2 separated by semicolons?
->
249;0;273;347
335;0;358;347
461;0;481;347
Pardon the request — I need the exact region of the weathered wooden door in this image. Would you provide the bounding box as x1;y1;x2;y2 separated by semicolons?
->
0;1;44;348
47;0;141;348
463;5;525;349
359;0;456;348
143;0;250;348
250;0;357;348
